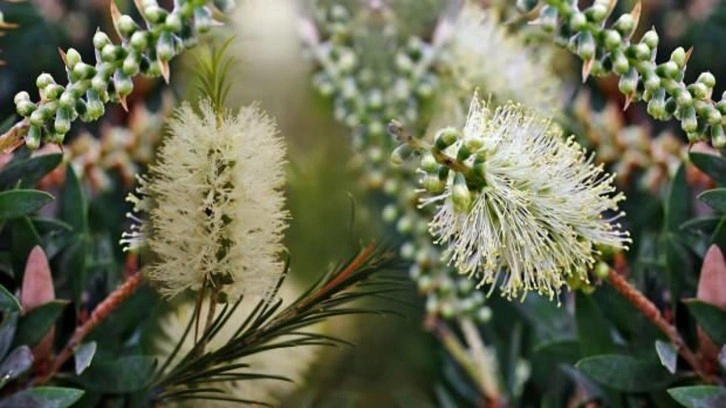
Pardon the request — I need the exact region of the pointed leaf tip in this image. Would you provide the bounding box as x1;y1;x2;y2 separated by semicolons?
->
21;246;55;313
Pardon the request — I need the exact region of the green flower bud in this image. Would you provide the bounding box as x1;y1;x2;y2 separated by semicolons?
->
129;31;148;51
71;63;96;81
434;127;460;150
123;54;140;76
602;29;622;51
397;216;413;235
16;99;36;116
25;125;42;150
101;44;126;63
611;50;629;75
712;125;726;148
144;5;168;23
93;31;110;49
165;12;183;32
568;12;587;31
420;152;437;173
613;13;636;38
54;107;71;134
647;89;667;120
157;32;175;61
43;84;64;100
476;306;492;323
14;91;30;105
670;47;687;69
114;72;134;96
382;205;398;223
422;175;445;193
391;144;413;165
681;106;698;133
213;0;235;13
117;15;139;38
451;173;472;213
688;83;710;100
618;67;638;95
36;73;55;89
626;43;650;61
642;29;659;49
655;61;679;79
697;72;716;89
585;4;607;23
537;6;558;33
643;73;660;93
29;109;46;126
576;31;596;60
676;88;693;106
515;0;537;13
65;48;82;68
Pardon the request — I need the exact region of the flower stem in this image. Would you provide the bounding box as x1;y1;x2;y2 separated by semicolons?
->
426;315;503;407
607;269;716;384
34;270;144;385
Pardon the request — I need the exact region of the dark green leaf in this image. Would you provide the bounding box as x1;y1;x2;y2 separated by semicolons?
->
700;189;726;213
532;339;580;364
685;300;726;345
576;354;675;392
60;165;87;233
668;385;726;408
78;355;156;393
576;292;615;356
712;217;726;250
73;342;96;376
666;165;690;232
655;340;678;374
0;346;33;389
0;286;20;313
59;237;87;307
0;154;62;189
0;190;53;221
10;217;40;282
0;314;18;360
690;152;726;185
0;386;84;408
13;300;68;347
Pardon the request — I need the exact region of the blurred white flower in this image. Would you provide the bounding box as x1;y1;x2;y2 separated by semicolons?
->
435;4;563;113
127;100;288;300
424;97;629;300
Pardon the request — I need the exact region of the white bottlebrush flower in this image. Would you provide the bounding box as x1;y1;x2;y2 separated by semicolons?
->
434;4;563;113
154;283;322;407
128;100;288;300
423;97;630;300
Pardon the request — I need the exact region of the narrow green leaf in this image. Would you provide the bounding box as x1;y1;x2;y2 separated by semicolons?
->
0;190;53;221
532;339;580;364
13;300;68;347
668;385;726;408
712;217;726;250
665;234;694;312
699;189;726;213
0;386;84;408
575;292;615;356
666;165;690;232
59;237;87;308
77;355;156;393
690;152;726;185
685;300;726;345
0;346;33;389
0;286;20;313
576;354;675;392
0;154;62;189
60;165;87;233
10;217;41;282
0;314;18;360
655;340;678;374
73;342;96;376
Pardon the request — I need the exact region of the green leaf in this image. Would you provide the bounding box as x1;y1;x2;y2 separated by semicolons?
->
685;300;726;345
73;342;96;375
0;190;53;221
10;217;41;282
699;189;726;213
0;346;33;389
0;386;84;408
575;292;615;356
77;355;156;393
13;300;68;347
655;340;678;374
575;354;675;392
60;236;87;307
60;165;87;233
690;152;726;185
665;234;694;312
0;314;18;360
0;286;20;313
712;217;726;250
666;165;690;232
532;339;580;364
668;385;726;408
0;154;62;189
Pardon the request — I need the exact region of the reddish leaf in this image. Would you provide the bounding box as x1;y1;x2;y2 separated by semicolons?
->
696;245;726;371
20;246;55;312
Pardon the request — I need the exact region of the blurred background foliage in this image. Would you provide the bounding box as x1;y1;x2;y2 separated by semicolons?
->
0;0;725;407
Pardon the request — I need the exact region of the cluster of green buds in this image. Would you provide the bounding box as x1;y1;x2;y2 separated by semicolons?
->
306;3;491;321
522;0;726;147
13;0;233;149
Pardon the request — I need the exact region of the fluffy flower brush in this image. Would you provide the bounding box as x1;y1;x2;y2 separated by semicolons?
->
392;96;630;300
122;100;288;300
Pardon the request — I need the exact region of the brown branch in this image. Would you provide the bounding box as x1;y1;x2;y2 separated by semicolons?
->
0;119;28;154
34;271;144;385
607;269;717;384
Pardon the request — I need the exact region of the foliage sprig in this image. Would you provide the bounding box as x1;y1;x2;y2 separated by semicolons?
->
524;0;726;147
